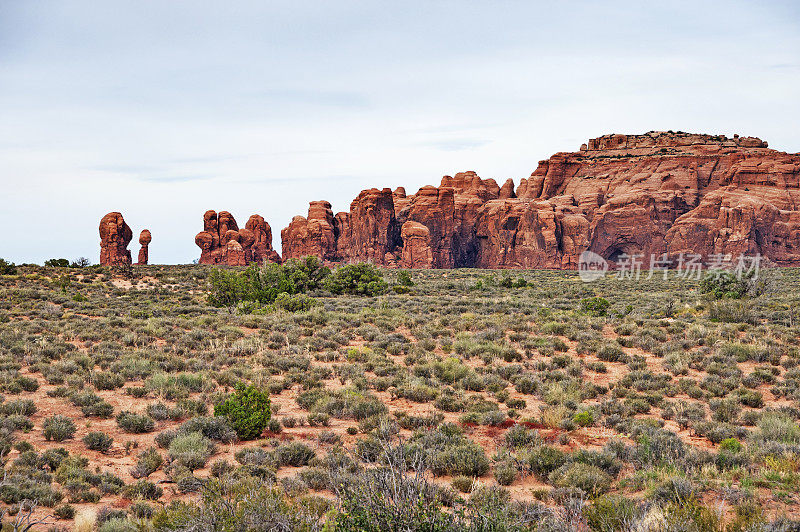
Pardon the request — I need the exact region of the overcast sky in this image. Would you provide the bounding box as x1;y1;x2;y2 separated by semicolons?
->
2;1;799;264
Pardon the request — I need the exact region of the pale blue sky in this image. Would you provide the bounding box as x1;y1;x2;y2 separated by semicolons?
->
2;1;799;264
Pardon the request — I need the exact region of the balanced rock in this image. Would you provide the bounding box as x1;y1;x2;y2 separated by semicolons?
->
136;230;151;265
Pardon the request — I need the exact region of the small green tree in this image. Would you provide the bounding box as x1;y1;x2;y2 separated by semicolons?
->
214;384;271;440
0;258;17;275
324;263;388;296
397;270;414;287
207;268;248;313
45;258;70;267
581;296;611;316
700;271;751;299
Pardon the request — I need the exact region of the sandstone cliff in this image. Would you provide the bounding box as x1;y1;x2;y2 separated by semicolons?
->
280;132;800;268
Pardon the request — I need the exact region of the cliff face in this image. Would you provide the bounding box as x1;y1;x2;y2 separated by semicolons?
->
280;132;800;268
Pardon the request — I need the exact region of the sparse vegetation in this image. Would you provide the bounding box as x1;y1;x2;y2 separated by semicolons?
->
0;262;798;529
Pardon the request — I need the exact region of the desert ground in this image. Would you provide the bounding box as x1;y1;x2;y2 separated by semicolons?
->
0;261;799;531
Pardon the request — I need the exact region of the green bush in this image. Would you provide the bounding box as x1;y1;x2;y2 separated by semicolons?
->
524;445;566;478
397;270;414;287
45;258;71;268
719;438;742;453
276;441;316;467
43;414;76;441
116;411;155;433
93;372;125;390
324;263;388;296
207;268;248;312
207;257;330;312
214;384;271;440
0;258;17;275
131;447;163;478
54;503;76;520
581;297;610;316
583;495;642;532
573;410;595;427
700;271;749;299
451;475;474;493
548;462;612;495
493;460;517;486
83;432;114;453
124;479;163;500
275;292;317;312
168;432;216;471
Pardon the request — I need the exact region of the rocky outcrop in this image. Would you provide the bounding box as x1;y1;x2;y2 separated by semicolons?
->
400;221;433;268
99;212;133;267
196;210;280;266
278;132;800;268
136;230;151;265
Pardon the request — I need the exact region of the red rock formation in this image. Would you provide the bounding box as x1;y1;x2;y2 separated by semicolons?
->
196;211;280;266
281;201;340;262
280;132;800;268
99;212;132;267
136;230;151;265
400;221;433;268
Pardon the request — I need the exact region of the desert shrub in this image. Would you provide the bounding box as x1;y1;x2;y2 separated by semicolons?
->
524;445;566;478
168;432;216;471
653;476;696;503
54;503;76;519
93;371;125;390
548;462;611;495
83;432;113;453
124;479;163;500
583;495;643;532
710;397;741;423
43;414;76;441
131;447;163;478
274;292;317;312
324;263;388;296
493;460;517;486
708;300;756;324
504;425;540;449
82;400;115;418
632;425;687;466
98;518;138;532
1;398;36;416
717;439;742;455
424;438;489;477
152;476;325;531
116;411;155;433
597;344;626;362
275;441;316;467
581;297;610;316
178;416;238;443
750;413;800;444
451;476;474;493
214;383;271;440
